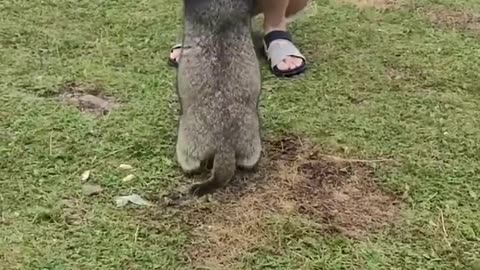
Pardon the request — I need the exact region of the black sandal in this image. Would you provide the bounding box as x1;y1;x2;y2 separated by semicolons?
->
263;30;307;77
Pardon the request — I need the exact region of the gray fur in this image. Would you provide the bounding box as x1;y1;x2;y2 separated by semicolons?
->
175;0;262;197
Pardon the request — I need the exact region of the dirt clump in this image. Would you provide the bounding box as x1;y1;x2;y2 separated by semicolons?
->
266;135;303;161
59;198;89;226
164;135;401;268
58;80;118;117
426;8;480;35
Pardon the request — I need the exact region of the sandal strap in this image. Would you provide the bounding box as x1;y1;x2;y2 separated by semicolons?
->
170;43;183;52
263;31;306;69
264;30;293;47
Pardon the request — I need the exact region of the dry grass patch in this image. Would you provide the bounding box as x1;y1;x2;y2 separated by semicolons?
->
426;7;480;36
163;135;402;269
0;246;25;270
385;66;427;86
335;0;399;11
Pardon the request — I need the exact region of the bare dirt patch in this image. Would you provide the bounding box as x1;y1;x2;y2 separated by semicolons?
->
57;80;118;117
386;67;407;82
26;199;89;225
426;8;480;36
336;0;399;11
385;66;427;88
163;135;402;268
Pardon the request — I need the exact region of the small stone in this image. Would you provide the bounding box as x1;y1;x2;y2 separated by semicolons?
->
122;174;136;183
82;184;103;196
118;164;133;170
80;170;91;182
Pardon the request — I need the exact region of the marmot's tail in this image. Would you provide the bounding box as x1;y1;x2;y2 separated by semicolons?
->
189;145;235;197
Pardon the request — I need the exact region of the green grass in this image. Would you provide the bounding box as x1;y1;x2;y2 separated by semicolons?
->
1;0;480;269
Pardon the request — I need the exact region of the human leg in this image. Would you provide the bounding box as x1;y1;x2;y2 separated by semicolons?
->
168;0;309;76
259;0;309;77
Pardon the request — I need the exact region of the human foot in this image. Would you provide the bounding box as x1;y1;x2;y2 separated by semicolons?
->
263;30;306;77
167;44;182;67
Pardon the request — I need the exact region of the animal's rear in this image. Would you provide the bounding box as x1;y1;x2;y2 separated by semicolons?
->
189;144;236;196
179;0;260;197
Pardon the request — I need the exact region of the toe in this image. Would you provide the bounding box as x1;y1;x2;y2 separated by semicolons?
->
288;59;297;70
286;56;304;69
276;61;290;71
277;56;305;71
292;57;304;67
170;48;181;62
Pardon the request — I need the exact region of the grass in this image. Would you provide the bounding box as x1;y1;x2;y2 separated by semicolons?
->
1;0;479;269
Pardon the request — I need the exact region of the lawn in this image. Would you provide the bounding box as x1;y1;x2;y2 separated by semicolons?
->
1;0;479;269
